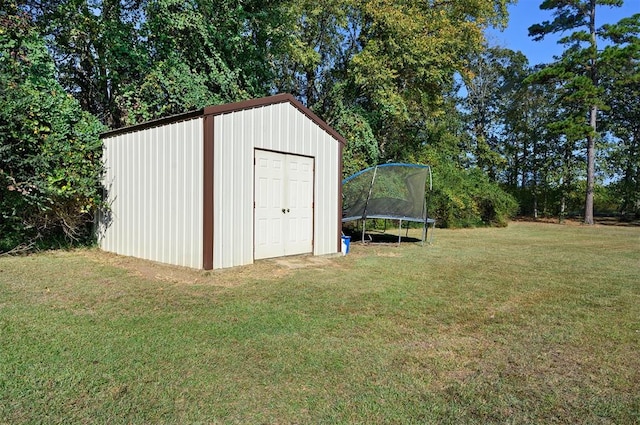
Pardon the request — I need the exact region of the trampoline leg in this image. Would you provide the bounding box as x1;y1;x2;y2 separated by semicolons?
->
429;220;435;244
424;220;435;245
398;219;402;245
362;219;366;244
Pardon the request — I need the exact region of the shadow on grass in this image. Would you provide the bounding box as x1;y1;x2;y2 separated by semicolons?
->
343;229;424;244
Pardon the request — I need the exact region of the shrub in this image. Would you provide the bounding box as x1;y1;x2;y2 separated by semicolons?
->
428;160;518;228
0;8;105;252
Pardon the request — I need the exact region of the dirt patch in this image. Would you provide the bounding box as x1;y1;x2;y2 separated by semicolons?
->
80;249;344;287
272;254;342;269
374;250;402;257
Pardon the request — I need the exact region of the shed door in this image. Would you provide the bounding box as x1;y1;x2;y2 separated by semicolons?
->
254;150;314;260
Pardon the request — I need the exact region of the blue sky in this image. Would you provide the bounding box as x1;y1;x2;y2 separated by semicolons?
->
487;0;640;65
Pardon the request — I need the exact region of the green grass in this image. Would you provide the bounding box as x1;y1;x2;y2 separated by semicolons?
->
1;222;639;424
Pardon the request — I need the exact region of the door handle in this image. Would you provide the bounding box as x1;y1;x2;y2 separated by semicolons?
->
287;209;290;213
282;208;286;214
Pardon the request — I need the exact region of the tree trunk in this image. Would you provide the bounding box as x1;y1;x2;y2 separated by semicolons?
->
583;0;597;225
305;69;316;107
584;112;596;225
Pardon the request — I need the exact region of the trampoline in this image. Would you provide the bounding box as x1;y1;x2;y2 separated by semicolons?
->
342;163;435;244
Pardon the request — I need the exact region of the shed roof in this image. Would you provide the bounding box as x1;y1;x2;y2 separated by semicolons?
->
101;93;346;145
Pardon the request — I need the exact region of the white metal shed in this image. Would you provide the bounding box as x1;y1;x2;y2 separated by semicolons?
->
97;94;345;269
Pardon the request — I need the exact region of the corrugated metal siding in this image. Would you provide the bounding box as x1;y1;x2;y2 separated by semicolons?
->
99;118;204;268
213;102;340;269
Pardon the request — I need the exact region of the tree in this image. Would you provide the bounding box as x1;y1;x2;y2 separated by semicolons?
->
416;98;519;228
0;3;105;251
348;0;511;161
21;0;147;127
20;0;291;127
600;13;640;217
342;0;518;226
461;46;528;181
119;0;248;123
528;0;623;224
324;83;380;178
275;0;515;184
3;0;524;236
272;0;349;107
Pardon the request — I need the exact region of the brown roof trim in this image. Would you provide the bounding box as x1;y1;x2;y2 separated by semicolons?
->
100;94;346;146
100;109;204;138
204;94;346;146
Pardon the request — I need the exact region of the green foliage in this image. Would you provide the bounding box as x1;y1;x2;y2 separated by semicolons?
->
592;183;623;214
22;0;291;126
139;0;250;105
337;109;379;178
22;0;148;127
461;46;529;181
0;7;105;252
323;83;379;177
444;4;640;222
526;0;626;224
417;108;518;228
600;13;640;218
14;0;523;231
430;159;518;228
18;0;632;231
117;57;216;125
274;0;349;106
345;0;512;160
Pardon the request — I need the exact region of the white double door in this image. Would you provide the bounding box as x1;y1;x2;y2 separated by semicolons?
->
254;150;314;260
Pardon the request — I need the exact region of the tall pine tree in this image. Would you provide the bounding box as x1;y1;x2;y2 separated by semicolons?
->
528;0;623;224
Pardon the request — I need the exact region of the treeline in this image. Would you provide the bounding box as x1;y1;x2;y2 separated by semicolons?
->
1;0;639;252
463;2;640;224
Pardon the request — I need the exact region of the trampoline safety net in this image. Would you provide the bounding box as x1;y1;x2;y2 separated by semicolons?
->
342;163;434;244
342;163;431;223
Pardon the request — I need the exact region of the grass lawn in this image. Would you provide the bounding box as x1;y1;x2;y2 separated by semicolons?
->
1;221;639;424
